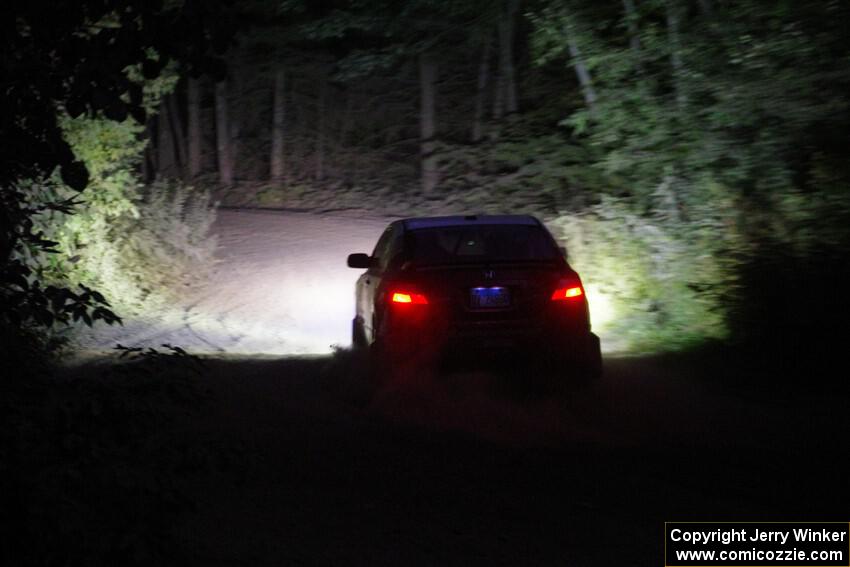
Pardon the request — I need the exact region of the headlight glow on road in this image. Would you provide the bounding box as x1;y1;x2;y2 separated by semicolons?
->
78;211;622;355
585;283;614;334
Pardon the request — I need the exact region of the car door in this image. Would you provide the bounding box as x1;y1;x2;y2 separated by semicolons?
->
358;223;396;343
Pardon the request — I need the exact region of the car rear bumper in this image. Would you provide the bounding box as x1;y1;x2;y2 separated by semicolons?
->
380;312;595;363
447;322;596;358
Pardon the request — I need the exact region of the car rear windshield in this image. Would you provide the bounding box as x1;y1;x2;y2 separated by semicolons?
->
406;225;560;265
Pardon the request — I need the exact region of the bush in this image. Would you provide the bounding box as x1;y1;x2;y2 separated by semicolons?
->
17;108;218;318
78;180;219;314
551;189;743;352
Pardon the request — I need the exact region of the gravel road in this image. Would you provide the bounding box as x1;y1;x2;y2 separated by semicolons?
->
80;208;391;354
80;208;627;355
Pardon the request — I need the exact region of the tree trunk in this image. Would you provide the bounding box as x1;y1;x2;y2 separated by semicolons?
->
187;78;202;178
339;91;357;185
215;80;234;185
315;79;326;181
666;0;686;110
419;54;438;194
622;0;642;54
472;35;491;142
157;100;177;177
491;29;504;121
144;118;157;182
498;0;519;114
166;93;187;178
338;90;354;184
270;66;286;182
566;33;597;110
229;66;242;174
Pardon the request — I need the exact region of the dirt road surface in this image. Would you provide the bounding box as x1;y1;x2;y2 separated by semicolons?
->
80;209;392;354
79;208;627;355
171;353;848;566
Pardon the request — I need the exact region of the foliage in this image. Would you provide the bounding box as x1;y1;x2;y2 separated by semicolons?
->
190;0;520;193
2;0;232;356
435;112;605;207
102;180;218;313
527;0;850;349
4;0;841;355
0;4;228;564
1;0;231;194
551;191;742;351
19;111;219;318
1;183;123;355
296;0;496;58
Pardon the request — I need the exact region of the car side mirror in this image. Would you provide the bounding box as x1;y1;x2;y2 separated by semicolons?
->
347;253;373;269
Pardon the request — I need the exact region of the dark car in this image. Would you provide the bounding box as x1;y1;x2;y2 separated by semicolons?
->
347;215;601;382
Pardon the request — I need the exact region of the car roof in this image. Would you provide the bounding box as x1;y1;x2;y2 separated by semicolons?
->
401;214;541;231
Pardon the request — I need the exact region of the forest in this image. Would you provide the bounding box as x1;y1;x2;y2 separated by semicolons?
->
2;0;850;564
6;0;850;355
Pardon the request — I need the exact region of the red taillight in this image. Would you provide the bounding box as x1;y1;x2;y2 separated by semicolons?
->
391;291;429;305
551;286;583;301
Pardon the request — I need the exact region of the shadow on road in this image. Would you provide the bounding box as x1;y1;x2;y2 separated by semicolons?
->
168;348;849;565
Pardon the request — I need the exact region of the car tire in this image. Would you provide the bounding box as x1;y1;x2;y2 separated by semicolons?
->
581;332;603;381
368;336;398;386
541;333;602;394
370;332;440;388
352;317;368;351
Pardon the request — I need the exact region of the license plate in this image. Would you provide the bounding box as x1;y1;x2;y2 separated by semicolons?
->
470;286;510;308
